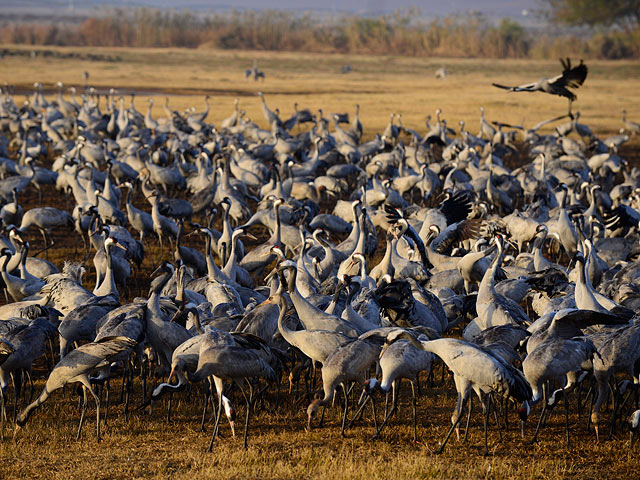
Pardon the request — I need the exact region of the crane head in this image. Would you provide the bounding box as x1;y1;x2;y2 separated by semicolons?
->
535;224;548;234
151;261;174;278
105;236;126;251
222;395;236;437
518;401;530;422
306;398;322;431
351;252;365;265
271;245;286;262
362;378;380;397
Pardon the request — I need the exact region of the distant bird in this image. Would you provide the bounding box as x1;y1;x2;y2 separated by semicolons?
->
435;67;447;80
492;58;587;116
622;109;640;136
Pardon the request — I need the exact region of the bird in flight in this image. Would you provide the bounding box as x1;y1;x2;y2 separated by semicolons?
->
492;58;588;118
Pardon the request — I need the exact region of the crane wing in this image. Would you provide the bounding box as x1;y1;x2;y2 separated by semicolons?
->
491;82;516;91
492;82;538;92
438;190;473;225
433;218;482;254
550;309;630;338
551;58;588;89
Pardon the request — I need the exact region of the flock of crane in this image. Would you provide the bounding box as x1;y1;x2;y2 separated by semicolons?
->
2;58;640;457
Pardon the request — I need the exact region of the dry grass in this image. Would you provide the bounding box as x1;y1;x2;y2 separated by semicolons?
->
2;45;640;140
0;370;638;480
1;45;640;479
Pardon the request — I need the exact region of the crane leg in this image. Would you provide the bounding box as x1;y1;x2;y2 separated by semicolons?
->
530;400;548;444
503;398;509;431
237;381;260;449
25;369;35;403
491;395;503;442
373;382;399;439
200;392;209;432
207;391;223;452
340;383;351;438
311;363;317;400
210;389;218;425
435;411;462;454
86;385;102;442
482;395;491;456
119;363;127;403
371;392;378;432
76;387;88;440
463;396;472;442
167;392;173;423
0;389;5;441
618;387;636;429
384;391;390;418
11;371;21;424
272;370;281;412
576;378;585;417
104;380;110;425
141;355;148;405
411;380;418;442
347;394;370;430
586;387;595;431
124;375;131;422
45;338;55;373
563;388;570;446
157;234;164;262
318;404;327;428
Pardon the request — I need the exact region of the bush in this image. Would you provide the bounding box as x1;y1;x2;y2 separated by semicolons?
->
0;8;637;59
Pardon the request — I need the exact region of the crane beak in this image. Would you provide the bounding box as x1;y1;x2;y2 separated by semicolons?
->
13;424;21;438
229;420;236;437
150;264;166;277
503;238;518;252
241;231;258;241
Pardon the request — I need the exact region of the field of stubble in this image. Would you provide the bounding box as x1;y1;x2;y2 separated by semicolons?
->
0;45;639;479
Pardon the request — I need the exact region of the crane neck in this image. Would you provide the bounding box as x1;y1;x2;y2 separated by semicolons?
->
203;231;217;281
354;211;367;255
325;281;344;316
276;295;292;337
272;202;282;245
175;268;185;304
148;271;172;320
94;243;118;299
480;240;503;295
223;234;239;274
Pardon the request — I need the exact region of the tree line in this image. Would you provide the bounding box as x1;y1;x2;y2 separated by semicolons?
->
0;8;637;59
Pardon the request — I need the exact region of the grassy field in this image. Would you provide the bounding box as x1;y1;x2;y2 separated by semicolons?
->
1;45;640;479
2;45;640;140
